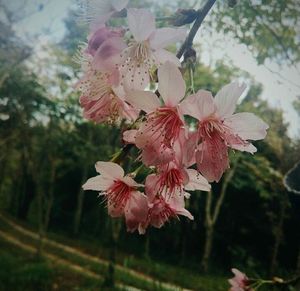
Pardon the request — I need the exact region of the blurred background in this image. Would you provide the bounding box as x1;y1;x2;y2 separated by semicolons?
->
0;0;300;290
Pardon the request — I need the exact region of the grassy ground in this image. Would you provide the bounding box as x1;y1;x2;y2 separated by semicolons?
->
0;213;228;291
0;240;103;291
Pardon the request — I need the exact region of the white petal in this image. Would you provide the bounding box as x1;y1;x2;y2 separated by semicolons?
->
215;81;247;118
123;129;137;144
95;161;124;178
224;112;269;140
126;90;160;113
127;8;155;42
121;63;150;90
158;61;185;107
111;0;128;11
180;90;215;120
149;27;186;49
82;176;113;191
177;208;194;220
153;49;181;67
185;169;211;191
231;143;257;153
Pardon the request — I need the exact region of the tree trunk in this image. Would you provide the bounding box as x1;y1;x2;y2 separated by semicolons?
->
144;233;150;260
36;184;45;259
297;242;300;273
201;190;213;272
73;165;88;235
201;223;214;272
200;156;239;272
180;220;187;264
269;195;288;275
103;219;120;288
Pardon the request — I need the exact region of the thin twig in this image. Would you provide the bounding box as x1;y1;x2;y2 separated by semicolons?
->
176;0;217;59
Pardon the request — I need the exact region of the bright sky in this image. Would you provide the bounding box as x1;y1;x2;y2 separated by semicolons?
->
11;0;300;138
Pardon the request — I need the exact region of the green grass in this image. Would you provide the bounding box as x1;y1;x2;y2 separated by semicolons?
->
0;240;104;291
0;213;229;290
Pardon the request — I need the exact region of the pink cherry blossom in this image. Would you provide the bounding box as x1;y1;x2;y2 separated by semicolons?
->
180;82;269;182
76;69;138;123
125;61;187;166
82;161;148;227
139;186;194;234
118;8;186;89
228;268;253;291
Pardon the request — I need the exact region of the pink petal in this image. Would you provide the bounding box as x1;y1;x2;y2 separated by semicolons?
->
215;82;246;118
125;191;148;233
82;176;113;191
180;90;215;120
86;27;124;56
196;136;229;182
224;112;269;141
119;99;140;121
95;161;124;178
127;8;155;42
232;268;245;279
111;0;128;11
158;61;186;107
125;90;160;113
121;176;143;188
123;129;137;144
173;129;197;167
141;144;174;166
92;37;126;72
169;193;194;220
149;27;186;49
108;202;124;217
145;174;160;201
228;279;239;288
175;207;194;220
185;169;211;191
153;48;181;67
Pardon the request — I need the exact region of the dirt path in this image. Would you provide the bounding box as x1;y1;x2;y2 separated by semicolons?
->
0;213;192;291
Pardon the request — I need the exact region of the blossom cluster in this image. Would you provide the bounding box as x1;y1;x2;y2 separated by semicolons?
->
229;268;253;291
76;0;268;234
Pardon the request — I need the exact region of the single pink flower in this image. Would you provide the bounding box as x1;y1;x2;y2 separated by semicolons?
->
139;187;193;234
76;69;138;123
82;161;146;219
125;61;187;166
228;268;253;291
118;8;186;89
180;82;269;182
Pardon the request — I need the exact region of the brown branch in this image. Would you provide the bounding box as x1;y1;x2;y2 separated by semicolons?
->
176;0;217;59
279;274;300;286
